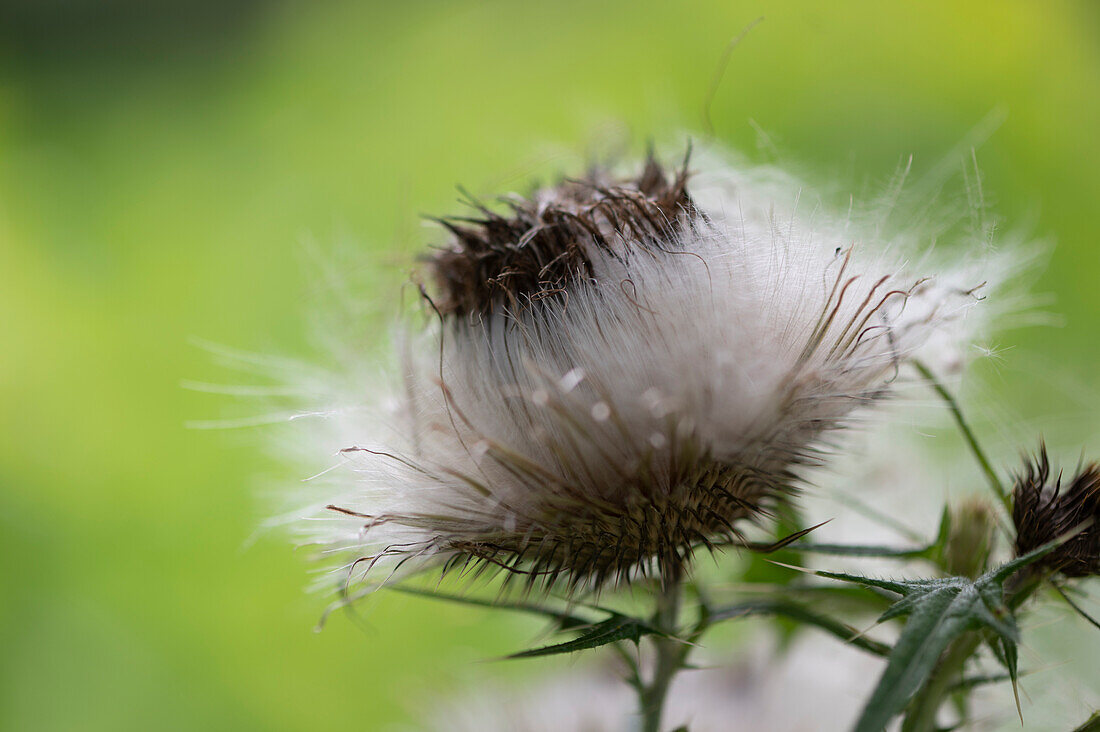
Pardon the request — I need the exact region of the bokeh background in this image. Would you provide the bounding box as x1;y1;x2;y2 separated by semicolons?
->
2;1;1099;730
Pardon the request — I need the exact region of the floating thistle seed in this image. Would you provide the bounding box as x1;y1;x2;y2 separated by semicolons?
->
301;148;990;594
1012;445;1100;578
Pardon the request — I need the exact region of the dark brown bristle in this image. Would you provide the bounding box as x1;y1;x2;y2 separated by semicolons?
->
1012;444;1100;578
334;453;790;594
425;153;695;317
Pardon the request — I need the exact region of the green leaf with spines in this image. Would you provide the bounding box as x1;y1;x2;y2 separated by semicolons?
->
389;585;594;629
863;582;994;732
1001;635;1022;723
707;598;890;657
806;535;1066;732
505;613;668;659
776;583;896;611
790;507;944;560
792;541;934;558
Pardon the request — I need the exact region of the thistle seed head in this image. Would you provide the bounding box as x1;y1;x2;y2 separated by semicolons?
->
298;147;993;595
1012;445;1100;578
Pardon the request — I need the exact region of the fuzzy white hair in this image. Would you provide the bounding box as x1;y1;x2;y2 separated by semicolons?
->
288;146;997;594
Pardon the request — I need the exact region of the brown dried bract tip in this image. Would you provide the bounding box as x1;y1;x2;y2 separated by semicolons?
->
1012;444;1100;578
426;151;695;317
431;460;792;592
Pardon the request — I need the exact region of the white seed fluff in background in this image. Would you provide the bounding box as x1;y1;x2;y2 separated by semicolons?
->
287;145;999;595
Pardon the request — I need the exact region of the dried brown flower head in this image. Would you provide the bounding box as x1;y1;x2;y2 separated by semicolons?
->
426;153;694;317
1012;445;1100;578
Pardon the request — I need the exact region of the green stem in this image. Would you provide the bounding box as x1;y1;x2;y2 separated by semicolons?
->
638;578;686;732
914;360;1010;513
900;632;981;732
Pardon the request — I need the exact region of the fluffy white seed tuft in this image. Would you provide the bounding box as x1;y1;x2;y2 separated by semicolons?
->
287;146;998;594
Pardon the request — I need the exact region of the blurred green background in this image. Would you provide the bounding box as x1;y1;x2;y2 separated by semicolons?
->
2;1;1099;729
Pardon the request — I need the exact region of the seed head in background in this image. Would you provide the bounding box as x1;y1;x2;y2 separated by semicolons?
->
1013;445;1100;578
290;145;998;596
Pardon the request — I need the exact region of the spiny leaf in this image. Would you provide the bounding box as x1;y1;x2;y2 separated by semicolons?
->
505;614;667;659
822;547;1053;732
709;598;890;657
778;583;897;612
390;586;592;628
1002;636;1023;724
792;542;932;558
766;529;1073;729
970;585;1018;642
854;583;986;732
811;568;927;596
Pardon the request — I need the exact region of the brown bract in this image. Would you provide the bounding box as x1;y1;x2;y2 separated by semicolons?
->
426;154;695;317
434;449;793;590
1012;445;1100;578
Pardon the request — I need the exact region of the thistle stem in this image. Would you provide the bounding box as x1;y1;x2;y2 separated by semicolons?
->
638;577;686;732
913;360;1011;513
900;632;981;732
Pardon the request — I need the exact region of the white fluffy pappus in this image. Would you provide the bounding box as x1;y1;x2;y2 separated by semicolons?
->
287;146;1002;595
